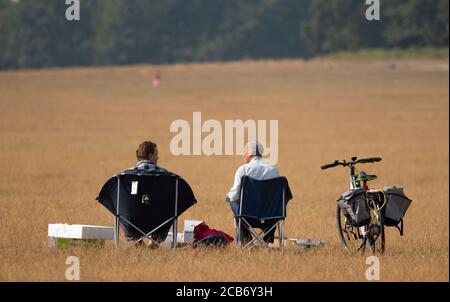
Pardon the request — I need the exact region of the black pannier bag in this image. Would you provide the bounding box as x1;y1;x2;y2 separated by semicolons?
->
381;187;412;228
337;188;371;227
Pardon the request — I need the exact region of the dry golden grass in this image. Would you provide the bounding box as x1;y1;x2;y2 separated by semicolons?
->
0;58;448;281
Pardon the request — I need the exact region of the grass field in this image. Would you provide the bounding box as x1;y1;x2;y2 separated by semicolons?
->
0;58;448;281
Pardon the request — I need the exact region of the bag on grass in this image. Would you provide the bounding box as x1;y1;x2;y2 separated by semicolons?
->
193;222;234;248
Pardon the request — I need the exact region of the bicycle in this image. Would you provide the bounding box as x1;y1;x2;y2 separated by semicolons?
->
321;156;388;255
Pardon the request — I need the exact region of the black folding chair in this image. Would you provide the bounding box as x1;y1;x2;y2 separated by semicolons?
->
235;176;293;249
97;170;196;250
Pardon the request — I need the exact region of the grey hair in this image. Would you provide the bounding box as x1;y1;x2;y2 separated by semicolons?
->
245;141;264;157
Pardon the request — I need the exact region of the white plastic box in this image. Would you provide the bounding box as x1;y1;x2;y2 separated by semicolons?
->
164;232;185;243
183;220;204;243
162;220;204;246
48;224;114;248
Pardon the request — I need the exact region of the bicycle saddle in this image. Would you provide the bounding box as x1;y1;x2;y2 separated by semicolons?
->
359;171;377;182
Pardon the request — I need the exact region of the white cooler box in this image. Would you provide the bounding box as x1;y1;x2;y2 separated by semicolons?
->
162;220;204;246
183;220;204;243
48;224;114;248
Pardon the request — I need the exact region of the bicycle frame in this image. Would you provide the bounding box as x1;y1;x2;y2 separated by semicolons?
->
349;164;359;190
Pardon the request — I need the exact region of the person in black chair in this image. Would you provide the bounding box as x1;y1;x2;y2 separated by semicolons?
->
132;140;167;174
97;140;197;250
226;141;280;244
123;141;172;245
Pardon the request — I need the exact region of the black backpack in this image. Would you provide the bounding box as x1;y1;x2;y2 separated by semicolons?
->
193;235;229;248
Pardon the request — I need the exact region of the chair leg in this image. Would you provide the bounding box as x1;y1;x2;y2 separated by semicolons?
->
114;215;120;250
280;220;285;250
242;219;277;249
237;218;242;246
234;219;239;245
172;218;178;250
277;223;281;247
248;232;269;249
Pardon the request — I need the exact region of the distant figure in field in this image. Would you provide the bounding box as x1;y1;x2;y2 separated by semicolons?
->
226;141;280;244
152;71;161;88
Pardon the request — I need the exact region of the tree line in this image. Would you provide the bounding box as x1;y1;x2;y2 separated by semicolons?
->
0;0;448;70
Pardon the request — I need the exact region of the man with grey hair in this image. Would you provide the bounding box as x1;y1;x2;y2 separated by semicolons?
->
226;141;280;244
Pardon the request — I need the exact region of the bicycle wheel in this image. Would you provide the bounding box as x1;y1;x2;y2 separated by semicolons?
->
336;204;366;254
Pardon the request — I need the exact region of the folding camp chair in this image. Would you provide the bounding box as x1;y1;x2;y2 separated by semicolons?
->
97;170;196;250
235;176;292;250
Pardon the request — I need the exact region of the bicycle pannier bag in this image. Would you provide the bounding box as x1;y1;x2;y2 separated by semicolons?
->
337;188;371;227
381;187;412;227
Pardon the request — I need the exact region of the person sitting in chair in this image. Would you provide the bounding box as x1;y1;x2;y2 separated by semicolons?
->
123;140;172;245
97;140;197;249
131;140;168;174
226;141;280;244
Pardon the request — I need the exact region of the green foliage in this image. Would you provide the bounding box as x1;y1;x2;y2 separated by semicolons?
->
300;0;448;54
0;0;448;70
0;0;96;69
383;0;449;47
326;47;449;59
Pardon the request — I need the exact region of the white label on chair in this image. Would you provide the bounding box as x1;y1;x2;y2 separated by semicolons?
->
131;181;138;195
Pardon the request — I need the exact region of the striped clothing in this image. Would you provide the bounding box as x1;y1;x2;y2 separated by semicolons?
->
129;160;169;174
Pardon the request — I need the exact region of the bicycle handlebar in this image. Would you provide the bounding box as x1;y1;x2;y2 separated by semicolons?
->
320;157;382;170
321;161;339;170
356;157;382;164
